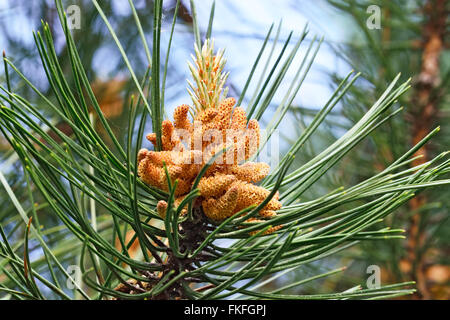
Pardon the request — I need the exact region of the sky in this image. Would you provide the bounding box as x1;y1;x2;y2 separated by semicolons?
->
166;0;352;111
187;0;354;152
0;0;354;109
0;0;358;158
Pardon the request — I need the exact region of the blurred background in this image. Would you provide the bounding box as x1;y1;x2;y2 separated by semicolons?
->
0;0;448;299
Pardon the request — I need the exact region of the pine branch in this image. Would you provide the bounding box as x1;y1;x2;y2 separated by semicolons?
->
0;0;448;300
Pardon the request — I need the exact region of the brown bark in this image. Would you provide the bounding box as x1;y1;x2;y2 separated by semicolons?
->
406;0;447;300
177;0;194;24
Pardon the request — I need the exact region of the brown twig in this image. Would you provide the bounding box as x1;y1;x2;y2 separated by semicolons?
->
406;0;447;300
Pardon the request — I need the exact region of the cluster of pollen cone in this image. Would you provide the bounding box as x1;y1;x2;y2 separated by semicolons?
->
137;40;282;234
